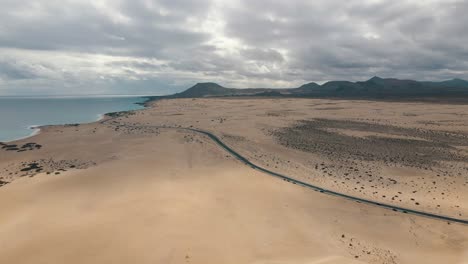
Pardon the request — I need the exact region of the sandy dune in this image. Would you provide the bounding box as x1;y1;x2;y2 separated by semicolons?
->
0;98;467;263
130;98;468;218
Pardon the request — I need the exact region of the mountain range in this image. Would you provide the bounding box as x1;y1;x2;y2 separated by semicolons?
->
154;77;468;100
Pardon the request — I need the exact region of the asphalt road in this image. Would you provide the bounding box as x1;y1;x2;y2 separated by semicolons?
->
101;114;468;225
183;127;468;225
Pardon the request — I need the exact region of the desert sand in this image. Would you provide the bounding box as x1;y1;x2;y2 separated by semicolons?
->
0;97;467;264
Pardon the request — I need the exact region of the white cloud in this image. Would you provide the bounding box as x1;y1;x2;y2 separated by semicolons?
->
0;0;467;95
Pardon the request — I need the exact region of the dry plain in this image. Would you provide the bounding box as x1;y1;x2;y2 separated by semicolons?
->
0;97;467;264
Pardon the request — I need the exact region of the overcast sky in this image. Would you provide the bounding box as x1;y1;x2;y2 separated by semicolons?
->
0;0;467;95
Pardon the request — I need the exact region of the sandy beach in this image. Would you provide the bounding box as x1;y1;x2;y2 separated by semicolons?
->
0;97;467;264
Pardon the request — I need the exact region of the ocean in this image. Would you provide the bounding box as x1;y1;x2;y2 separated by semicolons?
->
0;96;146;142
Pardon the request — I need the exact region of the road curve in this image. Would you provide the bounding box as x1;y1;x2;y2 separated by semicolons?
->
179;127;467;225
101;115;468;225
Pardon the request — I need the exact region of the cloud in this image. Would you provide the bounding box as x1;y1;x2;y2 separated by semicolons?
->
0;0;467;95
0;60;39;80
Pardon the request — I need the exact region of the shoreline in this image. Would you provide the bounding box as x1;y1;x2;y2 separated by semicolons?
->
1;97;467;263
2;97;149;144
26;125;42;140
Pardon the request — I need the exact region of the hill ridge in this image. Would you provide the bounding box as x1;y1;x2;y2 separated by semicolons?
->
163;77;468;99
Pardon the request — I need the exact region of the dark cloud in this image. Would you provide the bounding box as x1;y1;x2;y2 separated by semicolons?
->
0;0;467;95
0;0;212;56
0;61;38;80
223;0;468;83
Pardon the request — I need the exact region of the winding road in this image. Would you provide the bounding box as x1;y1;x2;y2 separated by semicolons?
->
102;114;468;225
183;127;468;225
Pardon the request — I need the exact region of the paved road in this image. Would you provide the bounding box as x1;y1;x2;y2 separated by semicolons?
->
102;115;468;225
182;127;468;225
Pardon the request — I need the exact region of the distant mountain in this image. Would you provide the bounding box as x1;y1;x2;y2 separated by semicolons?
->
170;82;283;98
172;83;233;98
423;78;468;89
157;77;468;100
289;82;321;94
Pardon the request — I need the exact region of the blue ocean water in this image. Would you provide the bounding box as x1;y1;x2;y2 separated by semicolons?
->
0;96;146;142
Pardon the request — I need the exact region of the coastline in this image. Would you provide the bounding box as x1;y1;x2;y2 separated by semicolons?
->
26;125;42;140
2;96;148;143
1;97;467;263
